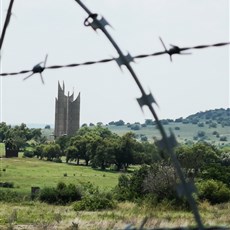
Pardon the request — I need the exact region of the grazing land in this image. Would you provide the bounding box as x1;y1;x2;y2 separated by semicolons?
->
0;155;120;194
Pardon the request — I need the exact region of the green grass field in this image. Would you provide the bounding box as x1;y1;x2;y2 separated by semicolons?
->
0;155;229;229
0;156;120;195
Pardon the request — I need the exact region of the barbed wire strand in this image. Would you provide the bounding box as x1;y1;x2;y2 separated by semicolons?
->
0;0;15;178
0;41;229;77
0;0;14;51
74;0;205;229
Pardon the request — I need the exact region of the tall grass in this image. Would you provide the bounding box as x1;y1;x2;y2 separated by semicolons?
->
0;201;229;229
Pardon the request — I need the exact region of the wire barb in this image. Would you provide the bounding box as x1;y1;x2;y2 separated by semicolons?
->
23;54;48;84
159;37;191;62
84;13;111;31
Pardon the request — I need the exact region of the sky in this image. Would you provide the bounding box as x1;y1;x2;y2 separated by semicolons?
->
0;0;229;126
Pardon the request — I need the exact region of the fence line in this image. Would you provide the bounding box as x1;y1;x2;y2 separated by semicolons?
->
0;41;229;78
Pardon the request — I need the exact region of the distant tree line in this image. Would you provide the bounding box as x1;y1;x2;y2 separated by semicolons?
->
33;126;160;171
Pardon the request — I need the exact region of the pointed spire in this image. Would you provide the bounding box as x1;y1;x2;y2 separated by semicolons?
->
63;81;65;93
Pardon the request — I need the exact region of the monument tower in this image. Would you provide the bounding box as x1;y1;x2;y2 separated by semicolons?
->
54;82;80;138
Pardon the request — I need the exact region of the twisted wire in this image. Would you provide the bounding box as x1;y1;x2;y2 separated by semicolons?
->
0;41;229;77
0;0;15;51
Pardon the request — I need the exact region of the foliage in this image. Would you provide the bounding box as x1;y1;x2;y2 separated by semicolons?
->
176;142;220;177
143;162;179;201
67;126;155;171
200;164;230;186
41;143;61;161
23;150;35;158
0;182;14;188
56;135;71;155
220;136;228;141
44;125;51;129
114;165;149;201
73;192;115;211
73;182;115;211
0;189;23;202
0;122;42;151
196;179;230;204
39;182;82;205
220;151;230;166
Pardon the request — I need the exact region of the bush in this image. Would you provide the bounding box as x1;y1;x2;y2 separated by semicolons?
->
0;189;23;202
53;158;62;163
143;163;179;201
200;164;230;186
196;179;230;204
220;136;227;142
0;182;14;188
73;182;115;211
23;150;34;158
114;165;149;201
130;124;141;130
73;192;115;211
39;182;82;205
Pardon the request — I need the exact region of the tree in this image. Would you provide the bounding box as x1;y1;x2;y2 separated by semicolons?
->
176;143;220;177
56;135;71;155
113;132;138;171
43;143;61;161
65;146;78;163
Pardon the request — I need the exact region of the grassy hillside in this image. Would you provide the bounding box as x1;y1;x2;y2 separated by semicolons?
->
106;108;230;145
108;121;230;145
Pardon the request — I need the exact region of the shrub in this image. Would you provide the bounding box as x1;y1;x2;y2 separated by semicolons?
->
220;136;227;142
114;165;149;201
130;124;141;130
39;182;82;205
73;182;115;211
53;158;62;163
220;152;230;166
197;131;206;138
196;179;230;204
73;192;115;211
143;163;179;201
198;122;204;127
23;150;34;158
0;189;22;202
200;164;230;186
0;182;14;188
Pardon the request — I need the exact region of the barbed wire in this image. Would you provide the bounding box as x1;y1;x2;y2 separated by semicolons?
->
0;0;15;52
74;0;206;228
0;1;229;229
0;40;229;78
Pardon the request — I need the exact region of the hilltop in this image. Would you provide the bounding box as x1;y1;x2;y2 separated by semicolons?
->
17;108;230;146
106;108;230;145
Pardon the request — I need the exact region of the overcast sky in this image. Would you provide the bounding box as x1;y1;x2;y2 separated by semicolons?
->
0;0;229;126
